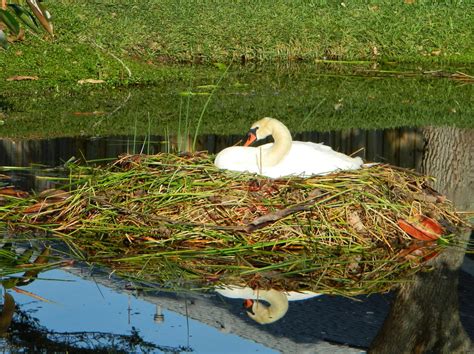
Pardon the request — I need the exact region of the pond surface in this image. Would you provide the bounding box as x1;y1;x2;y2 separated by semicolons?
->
0;65;473;352
1;63;473;139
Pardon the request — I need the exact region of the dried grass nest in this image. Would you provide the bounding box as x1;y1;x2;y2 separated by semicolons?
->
2;153;469;296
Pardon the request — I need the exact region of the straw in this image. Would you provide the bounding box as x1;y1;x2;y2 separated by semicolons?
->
1;153;470;295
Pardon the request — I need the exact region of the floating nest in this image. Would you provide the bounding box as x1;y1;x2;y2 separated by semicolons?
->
1;153;469;296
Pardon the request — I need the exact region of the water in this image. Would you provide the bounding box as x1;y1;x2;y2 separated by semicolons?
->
2;64;472;140
9;269;275;353
0;65;473;352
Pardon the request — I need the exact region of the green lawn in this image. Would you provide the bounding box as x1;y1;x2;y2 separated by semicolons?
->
0;0;473;87
1;1;472;139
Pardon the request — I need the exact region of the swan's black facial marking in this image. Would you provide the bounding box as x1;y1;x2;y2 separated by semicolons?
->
244;306;255;315
244;127;259;146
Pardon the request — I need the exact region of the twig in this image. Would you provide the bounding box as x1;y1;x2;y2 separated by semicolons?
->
90;41;132;78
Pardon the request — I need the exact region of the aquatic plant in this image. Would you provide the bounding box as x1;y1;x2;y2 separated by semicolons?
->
0;153;470;296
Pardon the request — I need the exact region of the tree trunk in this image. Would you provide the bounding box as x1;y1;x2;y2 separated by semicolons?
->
369;127;473;353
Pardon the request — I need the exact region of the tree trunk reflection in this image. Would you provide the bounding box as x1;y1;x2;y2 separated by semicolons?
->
370;127;473;353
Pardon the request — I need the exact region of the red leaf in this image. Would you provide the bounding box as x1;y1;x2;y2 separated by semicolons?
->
418;215;443;235
398;215;443;241
398;240;440;263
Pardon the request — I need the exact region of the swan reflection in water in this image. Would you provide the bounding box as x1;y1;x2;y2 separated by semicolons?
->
216;286;321;324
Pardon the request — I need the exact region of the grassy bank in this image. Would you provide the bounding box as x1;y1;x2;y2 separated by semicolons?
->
1;64;473;139
0;1;473;86
1;1;472;140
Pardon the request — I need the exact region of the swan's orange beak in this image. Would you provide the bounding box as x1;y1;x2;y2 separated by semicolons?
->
243;299;255;315
244;128;258;146
243;299;254;308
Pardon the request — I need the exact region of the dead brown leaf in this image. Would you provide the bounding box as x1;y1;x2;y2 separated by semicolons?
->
12;286;54;303
72;111;106;116
6;75;39;81
23;202;49;214
77;79;105;85
0;187;29;198
39;189;71;202
451;72;474;82
348;211;367;233
348;255;362;272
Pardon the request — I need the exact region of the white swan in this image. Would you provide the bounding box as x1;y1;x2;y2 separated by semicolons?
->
216;286;321;324
214;117;363;178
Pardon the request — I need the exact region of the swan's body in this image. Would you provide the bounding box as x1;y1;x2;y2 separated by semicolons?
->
215;117;363;178
216;286;321;324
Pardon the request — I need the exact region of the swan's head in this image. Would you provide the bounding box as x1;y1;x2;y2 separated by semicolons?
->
243;298;286;324
242;291;289;324
244;117;287;146
216;286;290;325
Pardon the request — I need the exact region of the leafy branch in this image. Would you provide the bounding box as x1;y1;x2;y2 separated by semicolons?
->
0;0;53;49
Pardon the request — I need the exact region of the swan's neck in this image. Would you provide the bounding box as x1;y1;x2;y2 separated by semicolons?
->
259;121;292;168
